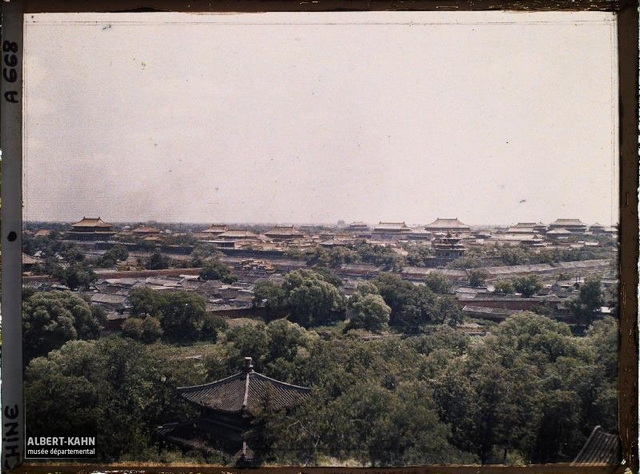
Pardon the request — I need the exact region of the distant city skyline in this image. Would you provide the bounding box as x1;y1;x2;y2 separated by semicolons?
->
24;216;615;228
23;11;618;227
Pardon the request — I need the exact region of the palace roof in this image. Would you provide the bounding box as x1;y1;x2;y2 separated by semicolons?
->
572;426;620;465
425;218;470;230
373;222;410;232
132;226;161;234
179;357;310;415
546;228;572;235
264;225;305;237
348;222;370;230
218;230;259;240
202;224;229;233
22;253;42;266
71;217;114;228
550;218;586;227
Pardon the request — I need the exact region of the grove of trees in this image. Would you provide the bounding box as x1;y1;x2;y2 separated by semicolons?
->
22;290;105;362
24;309;618;466
126;287;227;343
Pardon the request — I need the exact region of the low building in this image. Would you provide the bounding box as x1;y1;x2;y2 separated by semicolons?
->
493;233;545;247
506;222;547;234
195;224;229;240
22;252;43;272
34;229;53;238
218;230;260;241
462;305;524;322
132;226;162;236
90;293;129;313
264;225;305;242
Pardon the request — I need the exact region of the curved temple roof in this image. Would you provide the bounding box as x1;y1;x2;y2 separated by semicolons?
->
178;357;310;414
70;216;114;228
425;217;470;230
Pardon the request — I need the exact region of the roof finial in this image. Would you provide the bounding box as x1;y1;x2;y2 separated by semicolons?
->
243;357;254;373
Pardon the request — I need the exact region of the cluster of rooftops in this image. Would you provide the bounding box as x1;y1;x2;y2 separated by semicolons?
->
65;216;615;241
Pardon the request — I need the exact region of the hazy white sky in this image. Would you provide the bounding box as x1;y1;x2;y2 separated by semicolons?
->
23;11;618;226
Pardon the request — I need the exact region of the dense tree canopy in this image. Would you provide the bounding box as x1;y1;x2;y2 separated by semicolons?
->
364;273;463;331
23;311;618;466
512;275;544;298
346;293;391;333
96;244;129;268
467;269;488;288
252;270;347;328
127;288;224;343
494;280;515;295
567;275;605;326
253;280;289;319
424;271;452;294
22;290;104;361
145;251;170;270
199;259;238;283
286;272;346;327
25;338;194;462
53;262;97;290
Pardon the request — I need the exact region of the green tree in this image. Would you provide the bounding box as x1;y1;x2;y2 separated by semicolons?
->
22;291;102;361
225;323;270;371
200;313;227;342
424;271;452;294
512;274;543;297
128;286;163;318
97;244;129;268
121;317;144;340
310;267;343;288
327;246;358;268
25;341;101;440
405;244;434;267
353;281;380;296
467;269;488;288
265;319;308;362
122;316;164;343
129;288;212;342
253;280;289;320
353;241;405;270
346;293;391;333
435;295;464;327
25;337;194;462
140;316;163;342
497;247;529;266
494;280;515;295
284;270;346;327
145;251;169;270
55;262;97;290
199;259;237;283
158;291;208;342
372;273;437;332
371;272;415;321
567;275;604;326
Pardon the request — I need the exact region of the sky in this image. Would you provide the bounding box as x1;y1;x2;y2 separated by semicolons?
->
22;11;618;227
